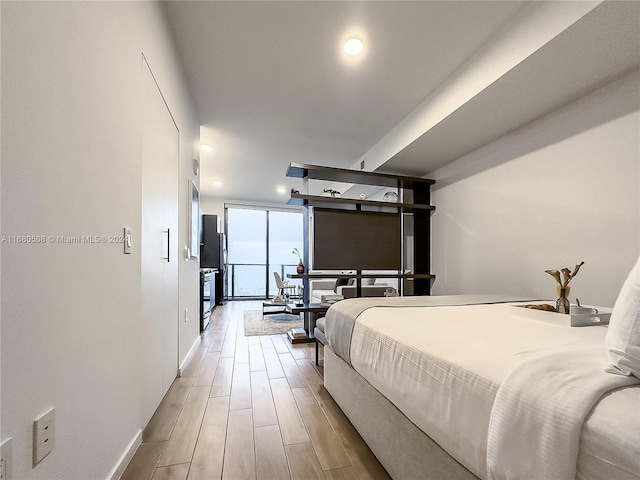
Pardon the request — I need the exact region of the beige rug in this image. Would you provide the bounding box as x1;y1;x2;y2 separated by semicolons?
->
243;310;302;336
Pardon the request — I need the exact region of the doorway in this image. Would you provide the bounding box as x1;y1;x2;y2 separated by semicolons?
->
140;57;179;425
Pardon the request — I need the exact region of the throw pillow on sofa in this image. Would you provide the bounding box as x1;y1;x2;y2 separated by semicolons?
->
334;277;350;293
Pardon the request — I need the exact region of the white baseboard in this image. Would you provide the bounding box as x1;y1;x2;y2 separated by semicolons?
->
179;336;201;377
108;429;142;480
106;338;200;479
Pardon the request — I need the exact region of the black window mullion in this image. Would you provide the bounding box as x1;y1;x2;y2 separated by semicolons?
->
265;210;270;299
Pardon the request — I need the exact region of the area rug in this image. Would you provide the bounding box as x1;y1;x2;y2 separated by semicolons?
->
243;310;302;336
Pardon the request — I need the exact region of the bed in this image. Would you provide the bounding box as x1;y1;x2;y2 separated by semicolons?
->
322;294;640;480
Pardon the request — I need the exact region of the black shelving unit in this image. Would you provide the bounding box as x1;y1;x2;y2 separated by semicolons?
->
285;163;435;298
287;192;435;213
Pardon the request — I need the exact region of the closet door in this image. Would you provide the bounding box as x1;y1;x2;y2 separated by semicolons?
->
141;59;179;425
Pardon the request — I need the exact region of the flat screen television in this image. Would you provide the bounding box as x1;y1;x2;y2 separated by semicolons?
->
312;208;401;270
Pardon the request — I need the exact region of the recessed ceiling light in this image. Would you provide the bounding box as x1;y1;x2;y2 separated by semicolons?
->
343;38;364;56
212;180;222;187
276;186;287;194
201;144;213;151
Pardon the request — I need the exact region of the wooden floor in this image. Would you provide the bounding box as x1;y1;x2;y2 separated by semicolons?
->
121;300;390;480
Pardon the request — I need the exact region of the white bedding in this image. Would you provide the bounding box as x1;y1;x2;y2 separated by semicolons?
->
578;386;640;480
487;345;637;480
348;303;640;480
326;294;538;365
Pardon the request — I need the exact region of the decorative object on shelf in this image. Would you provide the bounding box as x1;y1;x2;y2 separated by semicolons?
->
296;285;304;306
382;191;398;202
545;261;585;314
290;327;307;338
292;247;305;274
323;189;341;197
359;193;367;200
320;293;344;307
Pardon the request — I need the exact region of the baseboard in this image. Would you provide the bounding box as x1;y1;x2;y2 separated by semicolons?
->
108;429;142;480
179;336;201;377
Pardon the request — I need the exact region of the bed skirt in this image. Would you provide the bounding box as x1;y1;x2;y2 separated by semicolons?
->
324;345;478;480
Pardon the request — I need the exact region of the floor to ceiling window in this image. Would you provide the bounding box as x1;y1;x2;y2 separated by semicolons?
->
226;205;303;299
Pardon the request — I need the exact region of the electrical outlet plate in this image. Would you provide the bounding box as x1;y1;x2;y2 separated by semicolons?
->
1;437;13;480
33;408;55;466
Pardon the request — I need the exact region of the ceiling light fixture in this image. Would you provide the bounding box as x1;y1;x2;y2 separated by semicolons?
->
276;186;287;194
343;37;364;56
212;180;222;187
200;144;213;151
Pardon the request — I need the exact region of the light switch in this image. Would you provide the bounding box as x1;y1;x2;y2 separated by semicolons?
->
124;227;132;254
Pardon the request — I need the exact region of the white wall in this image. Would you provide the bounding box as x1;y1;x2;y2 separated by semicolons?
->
431;71;640;307
200;196;226;233
1;2;199;479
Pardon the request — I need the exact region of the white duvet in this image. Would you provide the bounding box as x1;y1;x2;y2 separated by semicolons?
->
349;303;640;479
487;345;637;480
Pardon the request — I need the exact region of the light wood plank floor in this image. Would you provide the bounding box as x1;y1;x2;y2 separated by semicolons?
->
121;301;390;480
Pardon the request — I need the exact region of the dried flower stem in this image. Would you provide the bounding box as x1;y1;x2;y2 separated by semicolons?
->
545;261;584;288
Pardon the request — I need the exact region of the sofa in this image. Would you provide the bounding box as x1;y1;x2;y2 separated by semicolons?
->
310;277;397;302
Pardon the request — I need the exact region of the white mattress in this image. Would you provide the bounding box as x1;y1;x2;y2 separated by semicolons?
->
349;303;640;479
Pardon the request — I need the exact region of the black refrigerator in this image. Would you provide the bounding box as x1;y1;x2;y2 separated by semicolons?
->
200;214;227;305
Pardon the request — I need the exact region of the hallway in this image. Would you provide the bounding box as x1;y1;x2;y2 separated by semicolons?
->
121;301;390;480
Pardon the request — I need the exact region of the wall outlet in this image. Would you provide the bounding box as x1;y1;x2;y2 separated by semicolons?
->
1;438;13;480
184;308;188;322
33;408;55;466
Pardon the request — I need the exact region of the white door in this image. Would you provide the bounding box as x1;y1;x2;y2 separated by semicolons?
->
141;59;179;424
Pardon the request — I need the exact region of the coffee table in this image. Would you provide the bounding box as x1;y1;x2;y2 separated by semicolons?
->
285;303;329;343
262;300;291;316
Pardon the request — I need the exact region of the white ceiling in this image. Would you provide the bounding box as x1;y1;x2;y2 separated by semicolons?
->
382;0;640;176
163;1;639;204
164;0;527;202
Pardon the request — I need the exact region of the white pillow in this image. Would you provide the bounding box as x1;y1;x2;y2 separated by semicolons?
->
605;256;640;378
